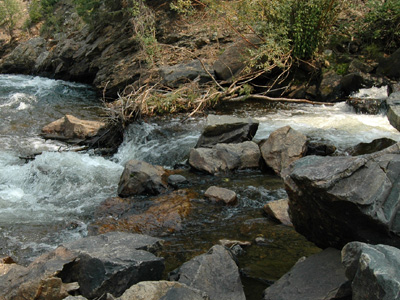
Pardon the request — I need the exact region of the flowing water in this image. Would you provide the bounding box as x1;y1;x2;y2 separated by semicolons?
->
1;74;400;298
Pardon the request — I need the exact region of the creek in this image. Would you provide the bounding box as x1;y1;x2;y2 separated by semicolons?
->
1;74;399;299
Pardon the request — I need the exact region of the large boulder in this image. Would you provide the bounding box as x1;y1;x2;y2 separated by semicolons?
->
377;47;400;79
195;114;259;148
263;248;350;300
285;142;400;249
386;92;400;132
260;126;308;176
318;70;343;102
213;34;263;81
41;114;106;141
342;242;400;300
118;281;209;300
0;232;164;299
169;245;245;300
159;60;214;87
189;141;261;175
118;160;168;197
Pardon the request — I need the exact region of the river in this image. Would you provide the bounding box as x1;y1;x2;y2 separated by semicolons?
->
1;74;399;298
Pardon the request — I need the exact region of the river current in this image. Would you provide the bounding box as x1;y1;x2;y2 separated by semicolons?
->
1;74;399;296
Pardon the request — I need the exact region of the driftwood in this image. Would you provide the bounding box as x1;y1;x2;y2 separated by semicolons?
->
227;94;335;106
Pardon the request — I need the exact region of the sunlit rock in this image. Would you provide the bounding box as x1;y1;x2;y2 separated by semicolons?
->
41;114;105;140
205;186;237;205
263;198;292;226
260;126;307;176
169;245;246;300
118;159;168;197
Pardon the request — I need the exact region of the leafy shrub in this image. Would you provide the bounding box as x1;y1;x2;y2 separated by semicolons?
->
358;0;400;53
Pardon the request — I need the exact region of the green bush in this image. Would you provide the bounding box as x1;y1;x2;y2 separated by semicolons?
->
358;0;400;53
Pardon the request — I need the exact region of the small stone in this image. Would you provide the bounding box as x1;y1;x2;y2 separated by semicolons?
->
167;174;189;189
205;186;237;205
263;198;292;226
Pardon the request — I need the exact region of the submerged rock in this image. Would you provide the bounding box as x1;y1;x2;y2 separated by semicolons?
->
195;114;259;148
263;248;350;300
169;245;245;300
346;97;387;114
260;126;308;176
342;242;400;300
41;114;105;141
118;160;167;197
285;142;400;249
0;232;164;299
205;186;237;205
189;141;261;175
90;189;195;236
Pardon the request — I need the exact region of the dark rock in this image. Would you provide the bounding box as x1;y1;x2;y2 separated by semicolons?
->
260;126;308;176
0;37;46;74
195;114;259;148
319;70;343;102
263;248;350;300
89;190;195;236
60;232;165;298
346;98;387;114
205;186;237;205
345;137;397;156
0;232;164;299
189;141;261;175
306;140;337;156
118;160;167;197
159;60;214;87
263;198;292;226
348;59;375;74
169;245;245;300
167;174;189;189
213;34;263;81
377;47;400;79
118;281;209;300
285;142;400;249
342;242;400;300
387;92;400;132
340;73;366;96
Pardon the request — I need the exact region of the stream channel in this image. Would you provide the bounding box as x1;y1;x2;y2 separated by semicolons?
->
1;74;400;298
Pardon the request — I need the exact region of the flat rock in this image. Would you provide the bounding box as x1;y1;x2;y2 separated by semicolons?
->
205;186;237;205
118;281;209;300
263;198;292;226
342;242;400;300
169;245;245;300
41;114;105;140
195;114;259;148
260;126;308;176
263;248;350;300
344;137;397;156
189;141;261;175
285;142;400;249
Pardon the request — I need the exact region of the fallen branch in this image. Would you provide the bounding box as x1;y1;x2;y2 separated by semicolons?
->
227;94;335;106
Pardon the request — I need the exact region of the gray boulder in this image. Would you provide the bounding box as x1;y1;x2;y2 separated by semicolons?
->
342;242;400;300
260;126;308;176
189;141;261;175
159;60;214;87
213;34;263;81
344;137;397;156
195;114;259;148
387;92;400;132
118;160;167;197
285;142;400;249
0;232;164;299
118;281;209;300
169;245;245;300
263;248;350;300
318;70;343;101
